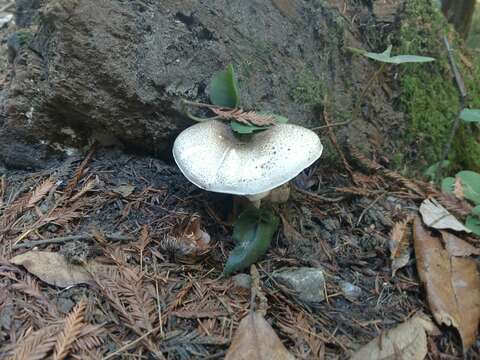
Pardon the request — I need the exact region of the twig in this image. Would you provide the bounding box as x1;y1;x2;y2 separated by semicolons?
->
181;99;222;122
435;35;468;183
102;326;162;360
12;233;133;249
294;186;345;202
356;191;387;226
0;2;14;13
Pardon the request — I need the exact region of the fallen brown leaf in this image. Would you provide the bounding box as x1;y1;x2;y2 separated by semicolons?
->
389;217;412;276
440;231;480;257
413;217;480;349
225;311;295;360
161;214;211;263
10;251;114;288
419;198;471;233
351;314;439;360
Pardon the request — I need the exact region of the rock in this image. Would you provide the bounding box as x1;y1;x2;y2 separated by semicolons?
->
232;273;252;290
340;281;362;299
0;14;13;29
273;267;325;303
0;0;403;168
57;297;75;314
322;218;340;232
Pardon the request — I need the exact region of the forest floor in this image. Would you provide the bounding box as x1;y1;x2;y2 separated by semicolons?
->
1;142;479;359
1;1;480;360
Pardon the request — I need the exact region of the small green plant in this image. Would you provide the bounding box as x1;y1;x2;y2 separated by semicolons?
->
351;45;436;65
223;208;279;276
183;64;288;134
344;45;435;127
441;171;480;235
182;65;293;275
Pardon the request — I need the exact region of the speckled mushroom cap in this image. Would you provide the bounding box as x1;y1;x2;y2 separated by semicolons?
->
172;120;323;196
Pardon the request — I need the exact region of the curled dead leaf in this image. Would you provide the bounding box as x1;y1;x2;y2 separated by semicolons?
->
161;214;211;263
389;217;412;276
413;216;480;349
225;311;295;360
351;314;439;360
419;198;471;233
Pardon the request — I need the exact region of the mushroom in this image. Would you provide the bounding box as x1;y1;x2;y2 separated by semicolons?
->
172;120;323;207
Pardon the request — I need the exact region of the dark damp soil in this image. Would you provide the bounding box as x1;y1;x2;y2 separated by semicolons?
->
1;146;478;359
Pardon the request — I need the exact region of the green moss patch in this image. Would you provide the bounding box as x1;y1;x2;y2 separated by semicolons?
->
399;0;480;173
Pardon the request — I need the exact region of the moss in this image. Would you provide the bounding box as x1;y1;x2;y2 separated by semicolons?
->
399;0;480;173
467;4;480;49
290;69;325;109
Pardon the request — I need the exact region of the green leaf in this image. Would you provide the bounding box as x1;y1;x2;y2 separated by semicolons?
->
466;216;480;237
365;45;393;62
267;113;289;124
364;45;435;64
441;177;455;193
223;208;279;276
460;109;480;123
209;64;240;108
387;55;436;64
472;206;480;217
456;171;480;205
229;113;288;134
230;121;267;134
424;160;450;180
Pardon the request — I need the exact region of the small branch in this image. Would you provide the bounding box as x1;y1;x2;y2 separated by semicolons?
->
356;191;387;226
12;233;134;250
102;325;163;360
435;36;468;183
181;99;222;122
0;2;15;13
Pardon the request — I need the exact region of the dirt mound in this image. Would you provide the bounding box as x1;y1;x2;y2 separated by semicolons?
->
0;0;403;169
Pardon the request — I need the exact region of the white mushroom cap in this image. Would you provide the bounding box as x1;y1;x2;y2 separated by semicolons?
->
172;120;323;196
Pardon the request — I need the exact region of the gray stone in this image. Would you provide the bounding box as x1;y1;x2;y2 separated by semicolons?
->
273;267;325;303
232;273;252;290
340;281;362;299
57;297;75;314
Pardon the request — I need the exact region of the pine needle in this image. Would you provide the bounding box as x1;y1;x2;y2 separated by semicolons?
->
389;218;411;259
9;325;58;360
211;108;276;126
27;178;55;208
53;301;87;360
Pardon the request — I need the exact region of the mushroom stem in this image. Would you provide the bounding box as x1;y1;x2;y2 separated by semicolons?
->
245;191;270;209
250;199;262;208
